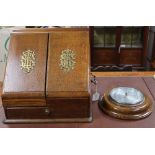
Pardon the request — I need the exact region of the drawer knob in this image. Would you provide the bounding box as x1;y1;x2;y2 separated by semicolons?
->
44;108;50;115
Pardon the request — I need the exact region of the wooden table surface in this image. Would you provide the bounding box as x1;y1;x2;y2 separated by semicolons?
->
0;77;155;128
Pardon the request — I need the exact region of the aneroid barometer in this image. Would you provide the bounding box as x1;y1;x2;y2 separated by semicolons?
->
99;87;153;120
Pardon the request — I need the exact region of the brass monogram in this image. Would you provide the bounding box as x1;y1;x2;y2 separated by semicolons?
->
20;50;36;73
59;49;76;72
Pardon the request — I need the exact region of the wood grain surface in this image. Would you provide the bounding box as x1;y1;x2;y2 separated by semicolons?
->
0;77;155;128
2;33;48;106
119;48;142;65
93;71;155;77
46;29;90;98
13;28;89;33
93;48;117;65
1;29;91;121
6;98;90;120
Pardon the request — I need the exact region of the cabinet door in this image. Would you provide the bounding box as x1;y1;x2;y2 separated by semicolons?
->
2;32;48;106
46;29;90;98
119;27;143;66
92;27;119;66
92;26;147;67
119;48;142;65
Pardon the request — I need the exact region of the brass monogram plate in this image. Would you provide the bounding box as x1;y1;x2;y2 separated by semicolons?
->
59;49;76;72
20;50;36;73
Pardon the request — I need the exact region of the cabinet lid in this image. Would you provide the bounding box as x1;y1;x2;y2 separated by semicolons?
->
2;32;48;100
46;29;90;98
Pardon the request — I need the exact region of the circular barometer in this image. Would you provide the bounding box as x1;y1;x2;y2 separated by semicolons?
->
98;87;153;120
109;87;145;105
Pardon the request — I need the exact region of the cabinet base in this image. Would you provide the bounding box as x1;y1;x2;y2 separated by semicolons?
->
4;115;92;124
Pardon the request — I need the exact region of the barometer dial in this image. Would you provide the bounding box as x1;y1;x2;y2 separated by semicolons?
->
109;87;145;105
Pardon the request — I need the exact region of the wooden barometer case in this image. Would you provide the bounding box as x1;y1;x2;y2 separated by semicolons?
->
2;28;92;123
99;87;153;120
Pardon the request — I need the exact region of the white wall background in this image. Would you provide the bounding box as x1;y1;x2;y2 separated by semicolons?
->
0;28;10;82
0;27;25;82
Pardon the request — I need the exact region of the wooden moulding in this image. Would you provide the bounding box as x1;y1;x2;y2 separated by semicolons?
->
4;117;93;124
98;90;153;120
93;72;155;77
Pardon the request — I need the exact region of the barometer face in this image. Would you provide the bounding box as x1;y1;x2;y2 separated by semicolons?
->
109;87;145;105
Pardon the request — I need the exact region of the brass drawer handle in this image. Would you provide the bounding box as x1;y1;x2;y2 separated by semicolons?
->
44;108;51;115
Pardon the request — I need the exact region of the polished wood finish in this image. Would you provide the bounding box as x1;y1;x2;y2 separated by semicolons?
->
1;77;155;127
46;98;91;118
46;29;91;120
3;99;46;107
151;33;155;68
13;28;89;33
6;106;52;119
142;27;149;66
93;48;117;65
4;98;91;122
93;48;142;66
93;71;155;77
119;48;142;65
46;30;90;97
99;90;153;120
2;28;91;123
4;117;92;124
152;32;155;60
2;33;48;106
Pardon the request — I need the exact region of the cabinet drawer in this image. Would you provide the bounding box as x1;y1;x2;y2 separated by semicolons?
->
6;107;51;119
6;101;90;119
47;98;90;118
